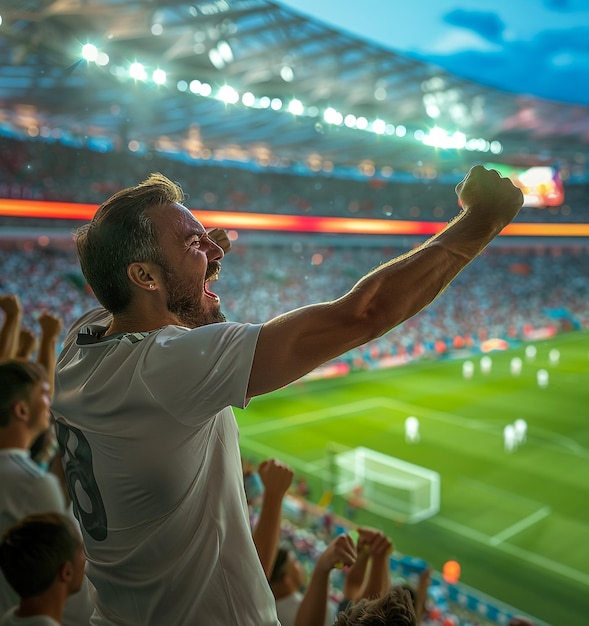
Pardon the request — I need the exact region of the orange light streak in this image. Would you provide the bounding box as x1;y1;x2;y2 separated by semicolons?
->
1;199;588;237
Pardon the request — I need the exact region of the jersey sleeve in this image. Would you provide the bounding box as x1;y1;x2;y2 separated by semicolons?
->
140;322;262;425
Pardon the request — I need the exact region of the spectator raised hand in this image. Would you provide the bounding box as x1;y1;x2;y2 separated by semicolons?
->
294;534;357;626
253;458;295;577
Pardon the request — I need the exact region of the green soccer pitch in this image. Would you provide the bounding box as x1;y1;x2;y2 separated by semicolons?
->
237;330;589;626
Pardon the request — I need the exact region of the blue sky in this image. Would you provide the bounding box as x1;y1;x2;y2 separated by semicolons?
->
280;0;589;106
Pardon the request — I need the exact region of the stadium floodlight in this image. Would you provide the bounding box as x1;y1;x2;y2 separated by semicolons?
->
372;119;386;134
96;52;109;67
395;125;407;137
129;62;147;81
177;80;188;92
490;140;503;154
152;69;166;85
217;41;233;64
355;116;368;130
344;114;356;128
82;44;98;62
270;98;282;111
453;131;467;149
217;85;239;104
199;82;212;97
323;107;342;125
425;104;441;118
424;127;448;148
374;86;387;101
189;80;201;94
208;48;225;69
242;92;256;107
288;99;304;115
259;96;271;108
280;65;294;82
151;23;163;36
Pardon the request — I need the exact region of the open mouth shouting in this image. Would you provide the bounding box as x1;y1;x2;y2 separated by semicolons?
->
204;262;221;301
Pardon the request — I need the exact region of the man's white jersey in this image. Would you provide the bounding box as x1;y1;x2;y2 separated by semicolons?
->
52;309;279;626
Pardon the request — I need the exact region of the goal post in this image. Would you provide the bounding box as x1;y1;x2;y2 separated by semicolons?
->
329;446;441;524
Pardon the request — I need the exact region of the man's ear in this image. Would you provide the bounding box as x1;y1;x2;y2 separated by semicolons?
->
127;262;159;292
12;399;29;424
59;560;74;583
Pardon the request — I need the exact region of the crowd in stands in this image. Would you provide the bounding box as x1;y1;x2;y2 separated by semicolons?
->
1;240;587;370
1;135;588;223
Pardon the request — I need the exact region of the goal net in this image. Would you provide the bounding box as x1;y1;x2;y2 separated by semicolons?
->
329;446;440;524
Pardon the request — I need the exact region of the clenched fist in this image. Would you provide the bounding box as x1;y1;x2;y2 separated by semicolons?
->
206;228;232;255
456;165;523;230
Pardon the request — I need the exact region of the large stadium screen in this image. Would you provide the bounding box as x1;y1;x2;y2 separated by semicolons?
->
485;162;564;207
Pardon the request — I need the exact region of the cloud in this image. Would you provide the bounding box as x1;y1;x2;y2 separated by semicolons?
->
429;29;502;55
420;25;589;106
443;9;505;42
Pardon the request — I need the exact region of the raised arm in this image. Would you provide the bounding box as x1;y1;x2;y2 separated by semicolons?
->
36;312;63;397
252;458;294;578
16;328;39;360
356;529;393;599
0;294;23;361
294;534;357;626
248;166;523;397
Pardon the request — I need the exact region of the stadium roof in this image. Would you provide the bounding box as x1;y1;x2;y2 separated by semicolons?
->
1;0;589;181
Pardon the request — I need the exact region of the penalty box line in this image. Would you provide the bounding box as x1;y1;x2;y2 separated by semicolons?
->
240;396;494;437
432;514;589;589
489;506;551;546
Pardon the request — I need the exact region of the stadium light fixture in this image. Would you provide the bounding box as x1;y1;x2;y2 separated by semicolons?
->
217;41;233;64
189;80;201;94
372;119;386;134
270;98;282;111
129;62;147;81
395;125;407;137
242;92;256;107
152;69;167;85
288;99;304;115
82;44;98;62
200;82;212;97
280;65;294;82
96;52;109;67
344;114;356;128
217;85;239;104
374;86;387;101
355;116;368;130
208;48;225;69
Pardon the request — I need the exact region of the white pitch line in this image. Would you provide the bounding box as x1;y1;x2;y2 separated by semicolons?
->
459;478;547;510
239;436;318;473
240;397;384;436
431;515;589;588
489;506;551;546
